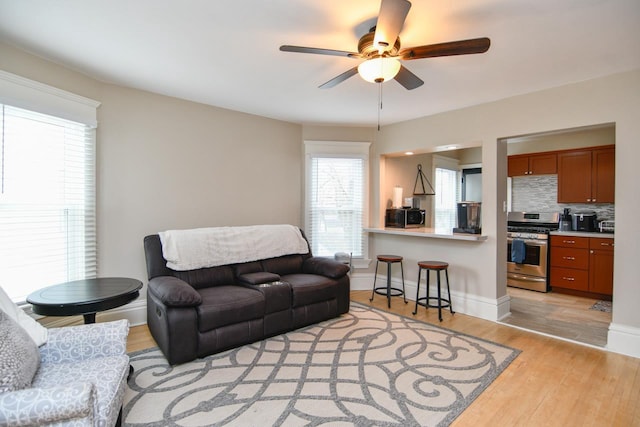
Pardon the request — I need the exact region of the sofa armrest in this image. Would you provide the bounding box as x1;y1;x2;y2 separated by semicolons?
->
303;257;350;279
0;382;94;426
40;319;130;364
148;276;202;307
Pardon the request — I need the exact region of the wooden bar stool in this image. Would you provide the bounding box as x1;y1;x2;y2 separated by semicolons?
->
370;255;407;308
413;261;454;321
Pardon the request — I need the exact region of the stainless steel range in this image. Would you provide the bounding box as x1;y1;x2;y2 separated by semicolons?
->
507;212;559;292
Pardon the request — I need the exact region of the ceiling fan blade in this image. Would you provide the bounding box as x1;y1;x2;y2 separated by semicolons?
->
373;0;411;53
319;67;359;89
394;65;424;90
280;45;360;58
399;37;491;60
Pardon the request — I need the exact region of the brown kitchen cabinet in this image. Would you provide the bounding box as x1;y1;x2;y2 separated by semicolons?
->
550;235;590;292
589;238;614;295
557;146;614;203
550;235;614;297
508;152;557;177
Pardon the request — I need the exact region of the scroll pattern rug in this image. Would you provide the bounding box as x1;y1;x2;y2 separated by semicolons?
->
124;304;519;426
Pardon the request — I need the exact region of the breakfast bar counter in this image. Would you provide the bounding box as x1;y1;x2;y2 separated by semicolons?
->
364;227;487;242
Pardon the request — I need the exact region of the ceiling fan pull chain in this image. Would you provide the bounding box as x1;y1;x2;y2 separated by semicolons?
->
377;82;382;131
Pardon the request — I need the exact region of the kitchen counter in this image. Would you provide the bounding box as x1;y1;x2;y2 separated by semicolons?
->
550;230;614;238
364;227;488;242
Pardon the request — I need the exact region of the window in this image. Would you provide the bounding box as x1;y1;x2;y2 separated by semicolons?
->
304;141;370;261
0;71;99;302
432;155;460;232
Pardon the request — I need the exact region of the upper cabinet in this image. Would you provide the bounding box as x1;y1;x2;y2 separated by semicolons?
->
508;153;557;177
557;145;615;203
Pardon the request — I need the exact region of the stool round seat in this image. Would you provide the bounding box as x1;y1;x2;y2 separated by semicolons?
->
417;261;448;270
413;260;454;321
370;254;407;308
378;255;403;263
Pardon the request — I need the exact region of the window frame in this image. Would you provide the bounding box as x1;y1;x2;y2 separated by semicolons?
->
304;140;371;268
0;71;99;303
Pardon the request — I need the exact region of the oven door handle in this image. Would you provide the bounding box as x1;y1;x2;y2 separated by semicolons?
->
507;238;547;246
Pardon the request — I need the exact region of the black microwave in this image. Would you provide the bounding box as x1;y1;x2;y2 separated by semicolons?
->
385;208;426;228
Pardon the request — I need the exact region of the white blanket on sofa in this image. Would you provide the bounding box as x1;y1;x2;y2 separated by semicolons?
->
158;224;309;271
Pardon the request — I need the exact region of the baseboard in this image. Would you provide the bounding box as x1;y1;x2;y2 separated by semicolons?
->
607;323;640;358
350;272;509;322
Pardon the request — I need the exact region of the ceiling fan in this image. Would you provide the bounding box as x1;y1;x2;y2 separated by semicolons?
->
280;0;490;90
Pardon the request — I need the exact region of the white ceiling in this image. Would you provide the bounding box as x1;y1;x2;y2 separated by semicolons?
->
1;0;639;126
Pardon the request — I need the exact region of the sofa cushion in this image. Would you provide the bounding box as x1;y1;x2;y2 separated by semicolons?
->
197;286;265;332
282;274;338;307
174;265;236;290
0;309;41;393
234;261;263;277
262;254;304;275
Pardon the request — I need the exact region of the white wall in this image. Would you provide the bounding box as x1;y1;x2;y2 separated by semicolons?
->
3;40;639;357
374;69;640;357
1;41;303;314
96;84;302;280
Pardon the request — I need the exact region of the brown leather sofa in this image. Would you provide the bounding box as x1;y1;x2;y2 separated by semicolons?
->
143;231;350;365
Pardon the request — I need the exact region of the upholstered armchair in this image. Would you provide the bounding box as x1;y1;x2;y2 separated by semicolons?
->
0;311;130;427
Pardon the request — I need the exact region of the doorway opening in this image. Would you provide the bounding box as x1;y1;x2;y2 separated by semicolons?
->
500;123;615;348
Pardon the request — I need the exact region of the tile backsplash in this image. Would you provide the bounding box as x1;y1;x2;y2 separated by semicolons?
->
511;175;615;221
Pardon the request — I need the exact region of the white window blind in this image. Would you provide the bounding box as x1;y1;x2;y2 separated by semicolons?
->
0;104;96;302
433;155;460;232
305;141;370;259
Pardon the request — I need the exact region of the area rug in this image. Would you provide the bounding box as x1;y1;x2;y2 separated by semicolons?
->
123;303;520;426
590;300;612;313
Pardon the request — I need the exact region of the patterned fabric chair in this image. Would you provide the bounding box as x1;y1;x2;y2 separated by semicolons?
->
0;316;130;427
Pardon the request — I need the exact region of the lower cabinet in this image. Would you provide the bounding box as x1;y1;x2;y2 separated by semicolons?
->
589;238;615;295
550;235;614;297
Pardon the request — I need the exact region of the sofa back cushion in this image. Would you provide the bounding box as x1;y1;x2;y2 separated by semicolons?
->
144;234;174;279
0;309;40;393
173;265;236;290
262;254;305;276
233;261;263;277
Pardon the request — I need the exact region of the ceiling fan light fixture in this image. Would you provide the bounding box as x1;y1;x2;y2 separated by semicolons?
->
357;57;401;83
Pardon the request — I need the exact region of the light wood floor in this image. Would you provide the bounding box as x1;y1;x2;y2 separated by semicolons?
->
501;287;612;347
127;291;640;426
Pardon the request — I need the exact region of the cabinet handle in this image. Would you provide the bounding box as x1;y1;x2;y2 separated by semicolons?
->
592;199;596;202
590;250;594;254
562;256;575;260
562;277;575;281
600;242;609;247
563;240;576;244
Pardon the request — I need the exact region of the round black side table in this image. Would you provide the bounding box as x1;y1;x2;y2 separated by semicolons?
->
27;277;143;324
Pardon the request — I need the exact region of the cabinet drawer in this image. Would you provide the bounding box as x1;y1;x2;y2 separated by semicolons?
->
551;247;589;269
550;267;589;291
590;238;614;251
550;235;589;249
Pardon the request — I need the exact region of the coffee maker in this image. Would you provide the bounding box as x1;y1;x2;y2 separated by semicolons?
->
453;202;482;234
559;208;571;231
